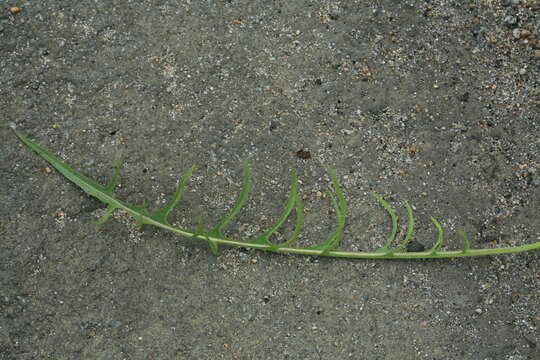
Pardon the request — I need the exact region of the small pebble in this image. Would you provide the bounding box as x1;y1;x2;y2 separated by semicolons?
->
519;29;531;38
512;28;521;39
9;7;22;14
518;68;526;75
406;240;425;252
296;149;311;159
534;50;540;59
503;15;517;27
474;308;483;314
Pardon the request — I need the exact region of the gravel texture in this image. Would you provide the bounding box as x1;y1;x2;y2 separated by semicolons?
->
1;1;539;359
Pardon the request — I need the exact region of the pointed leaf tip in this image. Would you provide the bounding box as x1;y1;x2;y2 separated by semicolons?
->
14;131;115;202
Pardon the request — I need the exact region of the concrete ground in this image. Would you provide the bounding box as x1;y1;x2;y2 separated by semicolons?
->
1;1;539;359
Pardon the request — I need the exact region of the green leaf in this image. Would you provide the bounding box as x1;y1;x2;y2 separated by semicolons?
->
371;192;398;253
104;152;123;193
389;200;415;254
193;216;217;254
15;131;111;202
193;216;205;237
96;204;116;224
14;130;540;260
308;167;347;255
127;202;150;227
429;217;444;254
150;165;195;224
208;160;250;238
458;230;470;253
251;169;298;248
276;191;304;249
207;240;219;255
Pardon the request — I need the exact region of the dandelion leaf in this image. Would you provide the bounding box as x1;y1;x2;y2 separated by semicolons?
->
14;130;540;260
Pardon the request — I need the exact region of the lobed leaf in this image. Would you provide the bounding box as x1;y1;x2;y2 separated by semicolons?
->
14;130;540;260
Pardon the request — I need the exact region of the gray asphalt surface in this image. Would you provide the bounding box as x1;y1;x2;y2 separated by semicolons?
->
1;1;539;359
